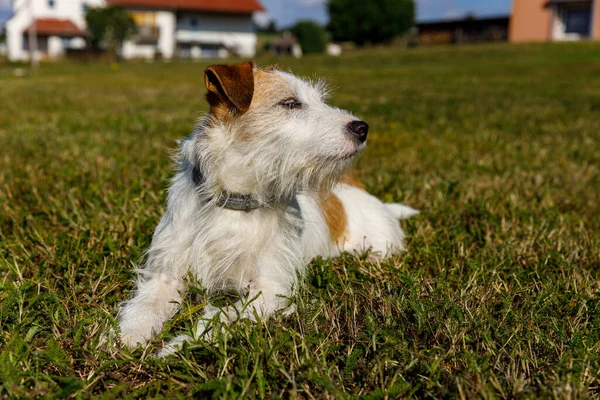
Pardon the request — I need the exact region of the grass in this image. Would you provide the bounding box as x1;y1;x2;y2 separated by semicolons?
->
1;42;599;398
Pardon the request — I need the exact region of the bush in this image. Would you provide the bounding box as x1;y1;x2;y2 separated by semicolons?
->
291;20;328;54
85;6;136;58
327;0;414;45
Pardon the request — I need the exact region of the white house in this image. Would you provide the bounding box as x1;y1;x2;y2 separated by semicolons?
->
6;0;104;61
5;0;264;61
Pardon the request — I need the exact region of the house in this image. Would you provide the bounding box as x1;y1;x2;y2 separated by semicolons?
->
271;32;302;58
5;0;264;61
415;15;510;46
510;0;600;41
6;0;103;61
108;0;264;59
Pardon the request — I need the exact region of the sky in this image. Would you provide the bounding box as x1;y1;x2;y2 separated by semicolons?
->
256;0;511;28
0;0;10;27
0;0;512;29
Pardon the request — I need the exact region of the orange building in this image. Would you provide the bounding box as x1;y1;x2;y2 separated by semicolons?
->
510;0;600;41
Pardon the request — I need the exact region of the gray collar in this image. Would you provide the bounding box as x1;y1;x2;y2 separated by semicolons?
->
192;166;263;212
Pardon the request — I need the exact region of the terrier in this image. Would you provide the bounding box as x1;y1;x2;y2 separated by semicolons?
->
118;62;418;356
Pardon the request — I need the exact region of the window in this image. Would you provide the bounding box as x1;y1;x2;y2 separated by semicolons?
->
48;0;55;8
82;2;89;13
200;43;220;58
563;8;591;36
189;17;198;28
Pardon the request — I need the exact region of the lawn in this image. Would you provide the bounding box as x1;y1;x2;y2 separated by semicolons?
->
1;42;599;398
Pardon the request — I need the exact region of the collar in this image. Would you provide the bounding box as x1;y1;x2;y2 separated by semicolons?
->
192;166;263;212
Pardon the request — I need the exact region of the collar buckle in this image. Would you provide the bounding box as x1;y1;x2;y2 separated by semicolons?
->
194;166;263;212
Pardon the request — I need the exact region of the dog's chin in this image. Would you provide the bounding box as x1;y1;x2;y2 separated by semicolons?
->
321;146;364;180
338;142;366;161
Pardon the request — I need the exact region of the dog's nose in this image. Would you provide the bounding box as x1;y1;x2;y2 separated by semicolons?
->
347;120;369;143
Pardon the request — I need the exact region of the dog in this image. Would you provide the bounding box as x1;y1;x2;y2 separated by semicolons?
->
118;61;418;357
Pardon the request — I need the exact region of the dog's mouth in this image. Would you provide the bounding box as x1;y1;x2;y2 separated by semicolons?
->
320;148;361;167
339;142;366;160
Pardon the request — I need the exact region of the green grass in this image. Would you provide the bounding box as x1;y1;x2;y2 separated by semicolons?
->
1;42;599;398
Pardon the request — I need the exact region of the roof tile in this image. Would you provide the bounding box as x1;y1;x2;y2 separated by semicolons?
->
107;0;264;13
26;18;85;36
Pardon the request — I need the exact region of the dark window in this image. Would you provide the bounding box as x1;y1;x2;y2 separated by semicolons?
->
82;3;89;13
48;0;55;8
190;17;198;28
564;8;591;36
200;43;220;58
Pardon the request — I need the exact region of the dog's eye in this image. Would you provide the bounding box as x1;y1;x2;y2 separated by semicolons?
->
279;98;303;110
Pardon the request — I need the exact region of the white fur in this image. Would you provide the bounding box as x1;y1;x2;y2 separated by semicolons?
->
118;67;417;356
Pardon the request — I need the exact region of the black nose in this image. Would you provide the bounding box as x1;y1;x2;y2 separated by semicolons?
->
347;120;369;143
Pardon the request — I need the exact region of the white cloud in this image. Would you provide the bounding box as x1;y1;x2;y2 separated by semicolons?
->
253;11;273;28
298;0;325;7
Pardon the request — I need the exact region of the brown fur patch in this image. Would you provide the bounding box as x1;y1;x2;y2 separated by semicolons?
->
250;69;294;108
229;69;295;141
341;171;364;189
206;66;296;129
206;93;235;121
319;192;348;244
205;61;255;119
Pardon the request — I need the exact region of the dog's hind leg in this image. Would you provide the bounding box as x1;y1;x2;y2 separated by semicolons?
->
119;272;186;348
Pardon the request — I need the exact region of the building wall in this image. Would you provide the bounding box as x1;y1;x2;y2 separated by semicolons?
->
510;0;551;42
13;0;104;27
157;11;175;58
511;0;600;42
175;13;256;58
593;0;600;38
6;6;32;60
121;9;175;59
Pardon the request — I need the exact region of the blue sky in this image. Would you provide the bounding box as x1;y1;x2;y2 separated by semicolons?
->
257;0;511;27
1;0;512;29
0;0;9;27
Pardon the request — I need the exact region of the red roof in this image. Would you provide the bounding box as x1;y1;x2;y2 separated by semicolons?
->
26;18;85;36
107;0;264;13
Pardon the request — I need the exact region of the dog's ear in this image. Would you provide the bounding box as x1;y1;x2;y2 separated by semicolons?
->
205;61;255;114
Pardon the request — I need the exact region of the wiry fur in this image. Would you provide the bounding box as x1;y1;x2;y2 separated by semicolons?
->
118;63;418;357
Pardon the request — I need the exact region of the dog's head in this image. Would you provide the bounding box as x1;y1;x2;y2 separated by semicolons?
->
192;61;368;203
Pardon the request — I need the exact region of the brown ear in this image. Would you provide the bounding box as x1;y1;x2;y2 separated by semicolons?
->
204;61;255;113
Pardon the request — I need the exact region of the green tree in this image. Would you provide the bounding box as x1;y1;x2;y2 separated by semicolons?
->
256;20;279;34
85;6;137;58
327;0;414;45
291;20;328;54
86;7;109;50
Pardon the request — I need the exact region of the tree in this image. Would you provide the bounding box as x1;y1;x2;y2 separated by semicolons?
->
256;20;279;34
266;21;278;34
291;20;328;54
85;6;137;57
86;7;109;50
327;0;414;45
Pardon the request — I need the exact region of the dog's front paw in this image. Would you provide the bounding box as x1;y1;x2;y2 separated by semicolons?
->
156;334;194;358
120;330;150;349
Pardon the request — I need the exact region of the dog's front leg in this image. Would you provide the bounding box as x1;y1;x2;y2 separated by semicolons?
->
119;272;186;348
158;267;295;357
